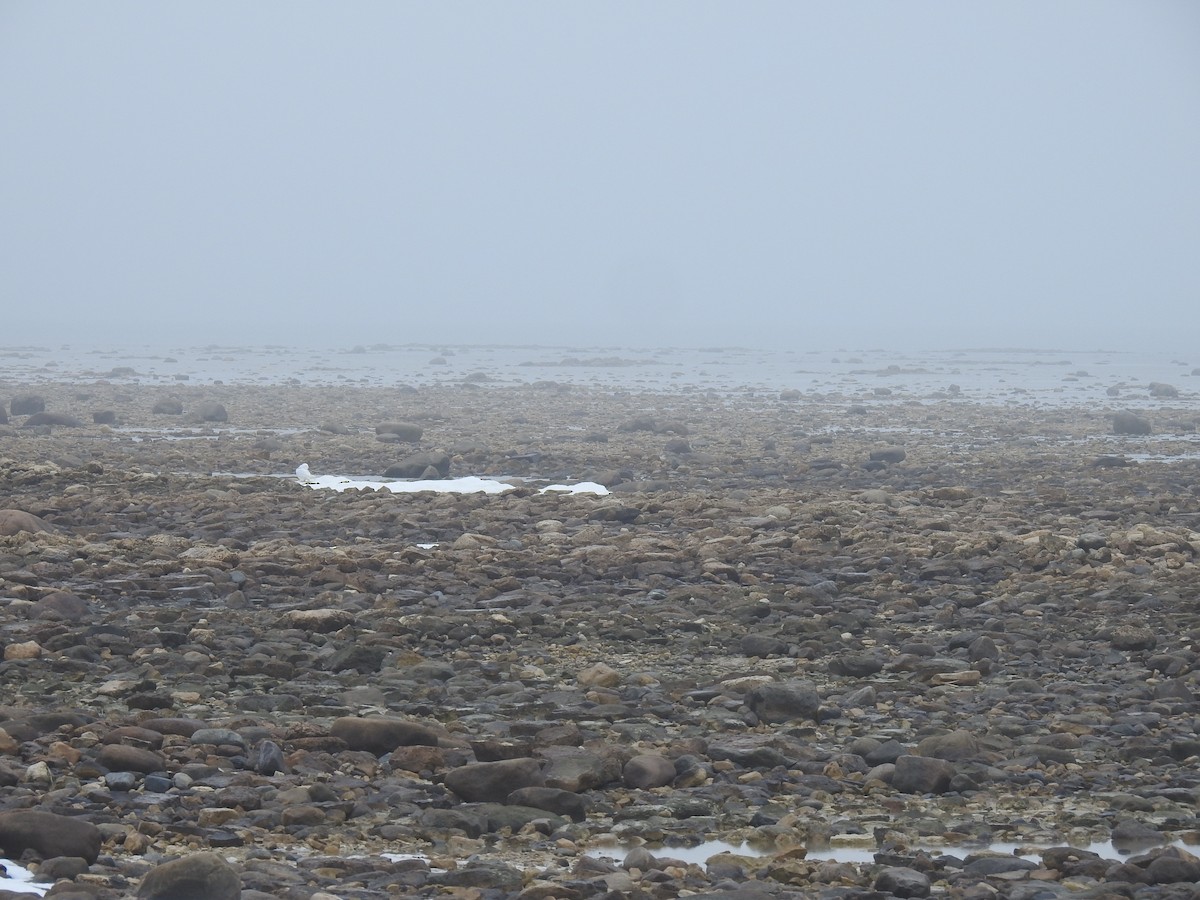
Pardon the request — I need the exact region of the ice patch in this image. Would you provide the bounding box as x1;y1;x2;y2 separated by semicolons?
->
0;858;51;896
296;464;608;496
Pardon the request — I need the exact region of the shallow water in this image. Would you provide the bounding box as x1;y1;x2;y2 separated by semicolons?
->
2;343;1194;408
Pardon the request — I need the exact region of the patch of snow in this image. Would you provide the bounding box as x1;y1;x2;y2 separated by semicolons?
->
0;859;51;896
296;465;607;496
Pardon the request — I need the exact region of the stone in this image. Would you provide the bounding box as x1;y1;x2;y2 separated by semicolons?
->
29;591;91;622
915;730;980;761
375;422;423;442
0;811;102;863
1113;410;1151;435
444;758;544;802
623;754;676;789
194;401;228;422
98;744;165;774
0;509;54;535
24;412;84;426
330;717;440;754
745;681;820;723
10;394;45;415
874;866;931;898
507;786;589;822
384;451;451;479
892;755;955;794
151;398;183;415
136;852;241;900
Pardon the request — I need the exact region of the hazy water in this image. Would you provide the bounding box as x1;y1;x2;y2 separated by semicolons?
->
0;343;1195;408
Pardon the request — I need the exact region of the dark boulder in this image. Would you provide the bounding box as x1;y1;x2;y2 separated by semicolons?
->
1113;410;1151;435
24;412;83;427
375;422;423;442
11;394;45;415
0;810;102;864
384;451;451;479
151;398;184;415
135;852;241;900
194;401;228;422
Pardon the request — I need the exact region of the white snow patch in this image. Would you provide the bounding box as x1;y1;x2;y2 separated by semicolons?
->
0;859;51;896
296;464;608;496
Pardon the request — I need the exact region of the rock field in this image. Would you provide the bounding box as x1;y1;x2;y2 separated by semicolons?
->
1;375;1199;899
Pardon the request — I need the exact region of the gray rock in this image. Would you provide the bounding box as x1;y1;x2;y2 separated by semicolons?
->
745;681;820;723
445;758;544;802
874;866;931;898
741;634;787;657
11;394;45;415
24;412;83;426
97;744;165;774
384;451;451;479
331;717;440;754
892;755;955;794
915;730;979;761
194;401;228;422
136;852;241;900
507;786;588;822
623;754;676;789
0;810;102;863
1113;410;1151;435
375;422;423;442
152;398;183;415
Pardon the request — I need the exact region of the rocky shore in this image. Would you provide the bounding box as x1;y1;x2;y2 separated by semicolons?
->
1;375;1199;899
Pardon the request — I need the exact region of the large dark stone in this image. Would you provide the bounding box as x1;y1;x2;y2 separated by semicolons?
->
892;755;955;794
330;717;440;755
445;758;544;802
0;811;102;864
194;401;228;422
152;398;184;415
11;394;45;415
384;451;451;479
136;852;241;900
1113;410;1151;435
375;422;423;442
24;412;83;427
745;681;820;723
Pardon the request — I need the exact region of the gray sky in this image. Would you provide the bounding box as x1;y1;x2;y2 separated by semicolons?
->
2;2;1197;351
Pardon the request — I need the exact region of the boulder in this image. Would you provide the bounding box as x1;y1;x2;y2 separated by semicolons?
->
375;422;423;442
1148;382;1179;398
745;681;820;723
623;754;676;789
384;451;451;479
869;447;907;464
0;509;54;536
98;744;165;774
914;729;980;761
507;786;589;822
29;591;91;622
151;398;183;415
1113;410;1151;435
10;394;45;415
892;755;955;794
874;866;931;898
444;758;544;802
0;810;101;863
194;401;228;422
330;717;440;754
24;412;83;427
136;852;241;900
92;410;117;425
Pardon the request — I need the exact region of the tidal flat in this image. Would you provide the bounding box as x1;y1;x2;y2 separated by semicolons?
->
1;350;1199;898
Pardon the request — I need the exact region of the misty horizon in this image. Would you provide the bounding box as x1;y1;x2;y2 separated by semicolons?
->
2;3;1197;353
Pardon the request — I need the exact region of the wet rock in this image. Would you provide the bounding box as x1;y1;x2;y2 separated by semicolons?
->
135;851;241;899
0;811;102;863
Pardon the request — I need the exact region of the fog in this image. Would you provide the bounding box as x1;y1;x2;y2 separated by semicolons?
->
2;3;1197;352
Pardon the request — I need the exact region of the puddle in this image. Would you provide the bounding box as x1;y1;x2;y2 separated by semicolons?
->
588;838;1192;867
